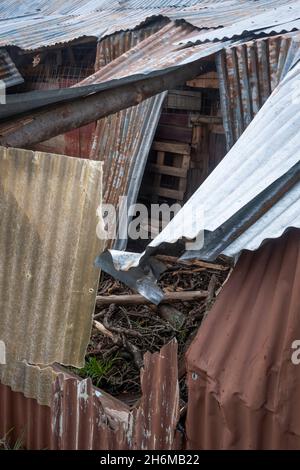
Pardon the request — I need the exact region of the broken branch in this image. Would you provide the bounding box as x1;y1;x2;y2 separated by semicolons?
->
96;290;208;306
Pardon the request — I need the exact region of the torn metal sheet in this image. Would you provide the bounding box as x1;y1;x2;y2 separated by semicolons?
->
96;59;300;303
0;146;104;372
0;340;180;450
217;32;300;148
0;361;58;406
186;229;300;449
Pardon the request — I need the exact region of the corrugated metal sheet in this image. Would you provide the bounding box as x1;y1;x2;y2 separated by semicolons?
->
52;340;180;450
0;1;298;51
0;21;227;125
0;48;23;88
0;362;58;406
177;0;300;44
186;228;300;449
0;0;205;17
96;58;300;303
91;94;166;250
92;24;166;250
0;382;52;449
217;32;300;148
0;146;105;401
0;341;180;450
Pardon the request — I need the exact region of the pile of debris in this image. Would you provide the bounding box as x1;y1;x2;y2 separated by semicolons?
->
77;256;230;404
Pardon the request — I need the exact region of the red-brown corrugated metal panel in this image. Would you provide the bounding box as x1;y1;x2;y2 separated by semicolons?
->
185;228;300;450
0;382;52;449
129;340;181;450
51;375;130;450
0;341;180;450
51;340;180;450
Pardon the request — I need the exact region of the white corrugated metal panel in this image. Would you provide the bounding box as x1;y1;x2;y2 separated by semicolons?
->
96;58;300;302
0;146;104;372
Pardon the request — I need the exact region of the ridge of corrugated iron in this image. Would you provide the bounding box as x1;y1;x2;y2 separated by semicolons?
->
217;31;300;149
0;146;105;403
96;55;300;302
0;48;23;88
185;228;300;449
177;0;300;45
0;1;297;51
0;341;180;450
78;22;221;86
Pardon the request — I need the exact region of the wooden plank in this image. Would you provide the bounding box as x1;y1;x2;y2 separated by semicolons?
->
156;124;193;143
153;141;190;155
150;163;188;178
186;71;219;89
153;151;165;202
159;113;190;128
190;115;223;125
154;186;185;200
211;124;225;134
166;90;202;111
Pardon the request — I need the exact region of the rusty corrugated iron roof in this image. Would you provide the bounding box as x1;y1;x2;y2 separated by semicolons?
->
0;1;298;51
186;228;300;449
0;21;227;125
0;145;105;402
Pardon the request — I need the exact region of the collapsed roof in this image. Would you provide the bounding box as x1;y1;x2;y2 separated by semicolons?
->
96;57;300;303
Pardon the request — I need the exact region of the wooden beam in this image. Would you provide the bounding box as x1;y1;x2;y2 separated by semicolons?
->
153;141;190;155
